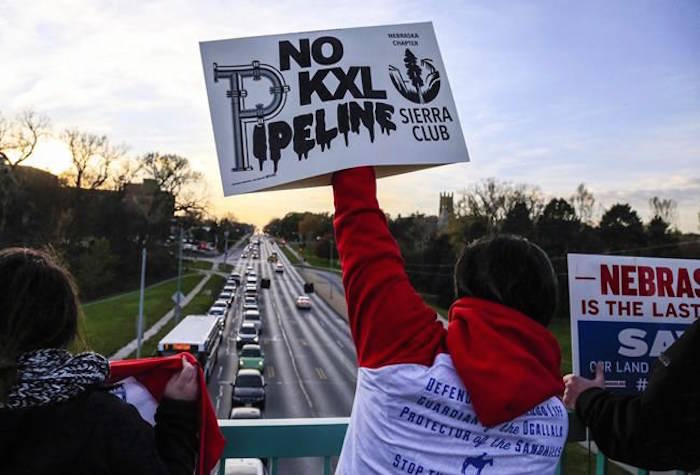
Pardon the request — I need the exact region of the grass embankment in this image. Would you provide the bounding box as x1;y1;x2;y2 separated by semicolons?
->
283;243;342;274
136;274;227;358
280;244;300;264
548;317;574;375
78;274;202;356
183;259;213;271
219;262;234;274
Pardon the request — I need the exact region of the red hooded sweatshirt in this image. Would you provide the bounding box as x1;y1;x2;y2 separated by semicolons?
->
333;167;567;475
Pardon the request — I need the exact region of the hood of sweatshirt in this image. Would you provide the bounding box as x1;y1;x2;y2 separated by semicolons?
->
446;297;564;427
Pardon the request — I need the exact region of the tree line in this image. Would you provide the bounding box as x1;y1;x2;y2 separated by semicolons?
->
0;109;252;300
265;179;699;316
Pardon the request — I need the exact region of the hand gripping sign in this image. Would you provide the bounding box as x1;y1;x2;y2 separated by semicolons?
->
200;22;469;195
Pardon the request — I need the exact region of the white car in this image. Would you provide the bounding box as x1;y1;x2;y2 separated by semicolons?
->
296;296;311;310
243;309;263;333
223;284;236;293
274;263;284;273
212;298;230;310
245;284;257;295
229;407;261;419
243;302;258;312
246;276;257;285
224;458;266;475
219;290;234;306
208;299;228;315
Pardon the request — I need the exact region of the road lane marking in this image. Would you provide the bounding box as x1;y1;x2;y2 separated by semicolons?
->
267;365;275;378
315;367;328;380
268;277;315;410
218;366;223;378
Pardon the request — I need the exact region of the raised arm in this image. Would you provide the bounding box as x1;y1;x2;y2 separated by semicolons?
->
332;167;445;368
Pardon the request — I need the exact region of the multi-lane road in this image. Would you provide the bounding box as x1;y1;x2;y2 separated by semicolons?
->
207;237;357;473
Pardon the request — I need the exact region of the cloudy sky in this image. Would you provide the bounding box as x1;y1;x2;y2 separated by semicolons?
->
1;0;698;231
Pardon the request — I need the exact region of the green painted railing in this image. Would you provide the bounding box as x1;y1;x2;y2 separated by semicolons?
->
216;415;690;474
217;418;348;475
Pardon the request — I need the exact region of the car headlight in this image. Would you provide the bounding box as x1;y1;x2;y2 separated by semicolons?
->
236;336;241;341
257;361;263;367
253;336;259;342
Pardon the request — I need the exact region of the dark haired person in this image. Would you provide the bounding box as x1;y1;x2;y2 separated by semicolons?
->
563;319;700;472
0;247;198;475
332;167;567;474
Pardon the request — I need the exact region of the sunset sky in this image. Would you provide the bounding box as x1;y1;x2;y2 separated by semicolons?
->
1;0;698;231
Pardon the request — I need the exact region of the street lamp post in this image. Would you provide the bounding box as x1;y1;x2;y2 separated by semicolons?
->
175;226;184;323
136;240;147;357
316;234;336;270
223;230;230;266
329;236;335;270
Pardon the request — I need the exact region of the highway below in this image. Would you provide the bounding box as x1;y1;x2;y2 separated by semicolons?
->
207;237;357;474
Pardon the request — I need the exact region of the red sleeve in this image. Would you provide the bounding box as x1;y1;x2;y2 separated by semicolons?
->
332;167;446;369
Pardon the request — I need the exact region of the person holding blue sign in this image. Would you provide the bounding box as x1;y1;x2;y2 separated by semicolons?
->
563;319;700;472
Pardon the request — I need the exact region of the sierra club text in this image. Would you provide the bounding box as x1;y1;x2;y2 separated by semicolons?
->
251;36;449;171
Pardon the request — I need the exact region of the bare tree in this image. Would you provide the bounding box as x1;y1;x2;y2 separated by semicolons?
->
456;178;542;230
175;188;209;218
109;156;140;192
0;110;49;168
139;152;205;215
570;183;596;224
62;129;126;189
649;196;677;227
0;110;49;239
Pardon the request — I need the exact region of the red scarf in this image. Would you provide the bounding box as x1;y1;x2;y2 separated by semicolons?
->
109;353;225;475
446;297;564;426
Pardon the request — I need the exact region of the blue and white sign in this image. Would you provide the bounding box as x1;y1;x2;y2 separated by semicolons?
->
568;254;700;393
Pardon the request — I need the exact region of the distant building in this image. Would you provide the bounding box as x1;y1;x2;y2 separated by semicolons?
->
438;192;454;230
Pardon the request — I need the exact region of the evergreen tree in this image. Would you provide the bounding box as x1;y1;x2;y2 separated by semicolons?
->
404;49;424;103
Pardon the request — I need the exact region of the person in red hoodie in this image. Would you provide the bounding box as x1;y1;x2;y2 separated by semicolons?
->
332;167;567;474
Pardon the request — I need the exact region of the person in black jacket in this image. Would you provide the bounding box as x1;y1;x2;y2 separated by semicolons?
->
563;318;700;472
0;247;198;475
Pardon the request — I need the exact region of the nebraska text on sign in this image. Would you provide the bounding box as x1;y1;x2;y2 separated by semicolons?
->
200;22;469;195
567;253;699;393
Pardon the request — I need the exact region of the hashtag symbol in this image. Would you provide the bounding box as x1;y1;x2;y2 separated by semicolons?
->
635;378;648;391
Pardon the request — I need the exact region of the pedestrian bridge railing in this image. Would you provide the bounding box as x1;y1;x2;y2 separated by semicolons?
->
216;415;688;475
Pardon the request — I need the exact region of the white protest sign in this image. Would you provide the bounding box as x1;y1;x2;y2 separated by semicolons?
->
200;22;469;195
568;253;699;393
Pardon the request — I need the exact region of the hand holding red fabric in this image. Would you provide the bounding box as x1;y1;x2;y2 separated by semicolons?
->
110;353;225;475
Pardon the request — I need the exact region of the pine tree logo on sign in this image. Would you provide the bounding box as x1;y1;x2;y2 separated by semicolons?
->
389;48;441;104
